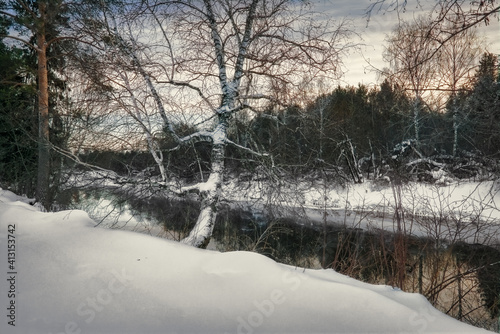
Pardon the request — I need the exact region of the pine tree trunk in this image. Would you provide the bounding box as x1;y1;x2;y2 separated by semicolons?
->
36;3;51;210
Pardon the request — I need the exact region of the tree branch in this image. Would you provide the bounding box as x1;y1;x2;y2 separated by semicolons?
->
157;79;216;111
0;34;40;52
202;0;230;95
225;138;269;158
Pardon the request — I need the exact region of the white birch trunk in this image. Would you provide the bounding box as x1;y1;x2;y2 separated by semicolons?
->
121;73;167;182
452;97;459;157
181;118;228;248
181;0;259;248
413;96;421;144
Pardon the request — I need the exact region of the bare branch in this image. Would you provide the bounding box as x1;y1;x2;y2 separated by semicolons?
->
157;79;216;111
202;0;230;95
232;0;259;88
0;34;40;52
225;138;269;158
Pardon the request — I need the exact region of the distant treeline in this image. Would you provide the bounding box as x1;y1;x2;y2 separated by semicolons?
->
77;55;500;184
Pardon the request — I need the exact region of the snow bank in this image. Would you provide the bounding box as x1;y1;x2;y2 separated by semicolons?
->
0;188;493;334
342;181;500;219
226;178;500;220
225;179;500;244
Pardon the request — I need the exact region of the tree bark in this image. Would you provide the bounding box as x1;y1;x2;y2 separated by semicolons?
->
36;2;51;210
181;117;228;248
452;96;459;157
413;96;421;145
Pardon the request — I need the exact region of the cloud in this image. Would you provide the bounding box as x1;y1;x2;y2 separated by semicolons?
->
313;0;500;87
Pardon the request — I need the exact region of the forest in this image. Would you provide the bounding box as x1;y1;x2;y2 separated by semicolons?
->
1;0;500;331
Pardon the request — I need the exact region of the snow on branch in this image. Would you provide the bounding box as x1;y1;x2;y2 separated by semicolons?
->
225;138;269;158
405;158;446;168
167;130;214;152
179;130;213;145
217;103;250;116
174;183;202;196
174;168;223;197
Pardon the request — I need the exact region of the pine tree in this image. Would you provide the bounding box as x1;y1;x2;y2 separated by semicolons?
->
0;41;38;195
1;0;74;208
466;53;500;156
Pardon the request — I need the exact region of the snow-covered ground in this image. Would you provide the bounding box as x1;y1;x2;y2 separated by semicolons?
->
61;176;500;246
225;179;500;244
0;187;495;333
67;171;500;234
226;179;500;222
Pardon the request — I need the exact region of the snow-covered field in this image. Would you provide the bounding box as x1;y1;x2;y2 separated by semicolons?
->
0;187;495;333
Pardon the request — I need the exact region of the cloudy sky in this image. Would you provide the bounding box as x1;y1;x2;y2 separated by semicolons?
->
315;0;500;87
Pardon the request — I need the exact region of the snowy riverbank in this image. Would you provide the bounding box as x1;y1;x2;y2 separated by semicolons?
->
0;187;495;333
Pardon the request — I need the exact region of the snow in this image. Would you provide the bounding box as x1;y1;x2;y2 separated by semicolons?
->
0;188;494;333
239;179;500;221
224;179;500;243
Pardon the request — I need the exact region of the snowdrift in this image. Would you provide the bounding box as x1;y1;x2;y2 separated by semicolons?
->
0;188;493;333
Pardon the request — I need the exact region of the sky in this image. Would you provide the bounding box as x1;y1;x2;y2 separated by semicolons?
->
315;0;500;87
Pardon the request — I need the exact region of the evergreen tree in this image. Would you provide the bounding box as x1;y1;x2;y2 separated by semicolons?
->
0;40;38;195
1;0;74;208
369;79;412;151
466;53;500;156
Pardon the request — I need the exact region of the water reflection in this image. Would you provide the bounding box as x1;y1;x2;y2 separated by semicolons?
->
59;187;325;266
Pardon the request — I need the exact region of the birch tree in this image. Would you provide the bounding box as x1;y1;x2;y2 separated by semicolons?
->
435;25;483;156
382;11;486;156
383;16;439;146
79;0;351;247
366;0;499;40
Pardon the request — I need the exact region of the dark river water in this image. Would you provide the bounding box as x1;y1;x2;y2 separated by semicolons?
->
58;186;392;269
